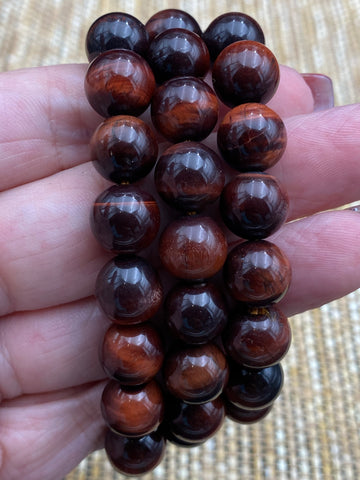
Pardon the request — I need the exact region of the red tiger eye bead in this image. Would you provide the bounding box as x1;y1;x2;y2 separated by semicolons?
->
217;103;287;172
85;49;155;117
145;9;202;41
224;240;291;305
212;40;280;107
159;215;227;280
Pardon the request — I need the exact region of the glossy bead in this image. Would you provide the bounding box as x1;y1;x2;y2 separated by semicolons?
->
165;282;228;344
154;141;225;212
223;305;291;368
85;49;155;117
151;76;218;142
163;343;229;403
217;103;287;171
225;401;272;424
225;363;284;410
159;215;227;280
147;28;210;82
101;323;164;385
220;173;289;239
85;12;149;61
101;379;164;437
212;41;280;107
145;9;202;41
90;185;160;254
90;115;158;184
95;255;163;324
203;12;265;61
224;240;291;304
105;429;166;476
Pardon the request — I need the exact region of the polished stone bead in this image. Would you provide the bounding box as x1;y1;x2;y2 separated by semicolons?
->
105;429;166;476
145;9;202;41
85;49;155;117
90;115;158;184
164;343;229;403
154;141;225;212
203;12;265;61
165;282;228;344
86;12;149;61
225;363;284;410
90;185;160;254
223;305;291;368
225;401;272;423
151;76;218;142
101;379;164;437
101;323;164;385
95;255;163;324
217;103;287;171
220;173;289;239
224;240;291;304
147;28;210;82
212;41;280;107
159;215;227;280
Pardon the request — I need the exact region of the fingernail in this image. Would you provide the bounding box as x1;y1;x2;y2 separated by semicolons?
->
347;204;360;213
301;74;334;111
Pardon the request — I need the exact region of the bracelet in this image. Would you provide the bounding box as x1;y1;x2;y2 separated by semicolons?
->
84;9;292;477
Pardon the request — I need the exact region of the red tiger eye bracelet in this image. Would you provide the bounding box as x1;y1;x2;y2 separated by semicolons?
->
84;9;292;476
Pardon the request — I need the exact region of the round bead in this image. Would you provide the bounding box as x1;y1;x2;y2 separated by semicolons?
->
224;240;291;304
212;41;280;107
163;343;229;404
90;185;160;254
217;103;287;171
225;363;284;410
90;115;158;184
203;12;265;61
159;215;227;280
165;282;228;344
225;401;272;424
101;323;164;385
220;173;289;239
151;76;218;142
223;305;291;368
105;429;166;476
85;12;149;61
147;28;210;82
154;141;225;212
101;379;164;437
145;9;202;41
85;49;155;117
95;255;163;324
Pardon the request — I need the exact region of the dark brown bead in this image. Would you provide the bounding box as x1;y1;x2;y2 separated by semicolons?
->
165;282;228;344
151;76;218;142
159;215;227;280
212;41;280;107
101;323;164;385
145;9;202;41
85;49;155;117
95;255;163;324
224;240;291;305
90;185;160;254
223;305;291;368
163;343;229;403
147;28;210;82
217;103;287;171
105;429;166;476
86;12;149;61
90;115;158;184
203;12;265;61
225;401;272;424
220;173;289;239
154;141;225;212
225;363;283;410
101;379;164;437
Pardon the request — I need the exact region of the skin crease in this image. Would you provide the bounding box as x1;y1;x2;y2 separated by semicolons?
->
0;63;359;479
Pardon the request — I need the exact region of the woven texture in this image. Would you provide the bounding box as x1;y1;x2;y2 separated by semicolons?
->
1;1;359;479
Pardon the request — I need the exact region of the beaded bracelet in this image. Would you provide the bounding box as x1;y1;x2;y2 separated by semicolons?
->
84;9;292;477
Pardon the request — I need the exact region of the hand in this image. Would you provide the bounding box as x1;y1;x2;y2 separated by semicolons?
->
0;63;358;480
